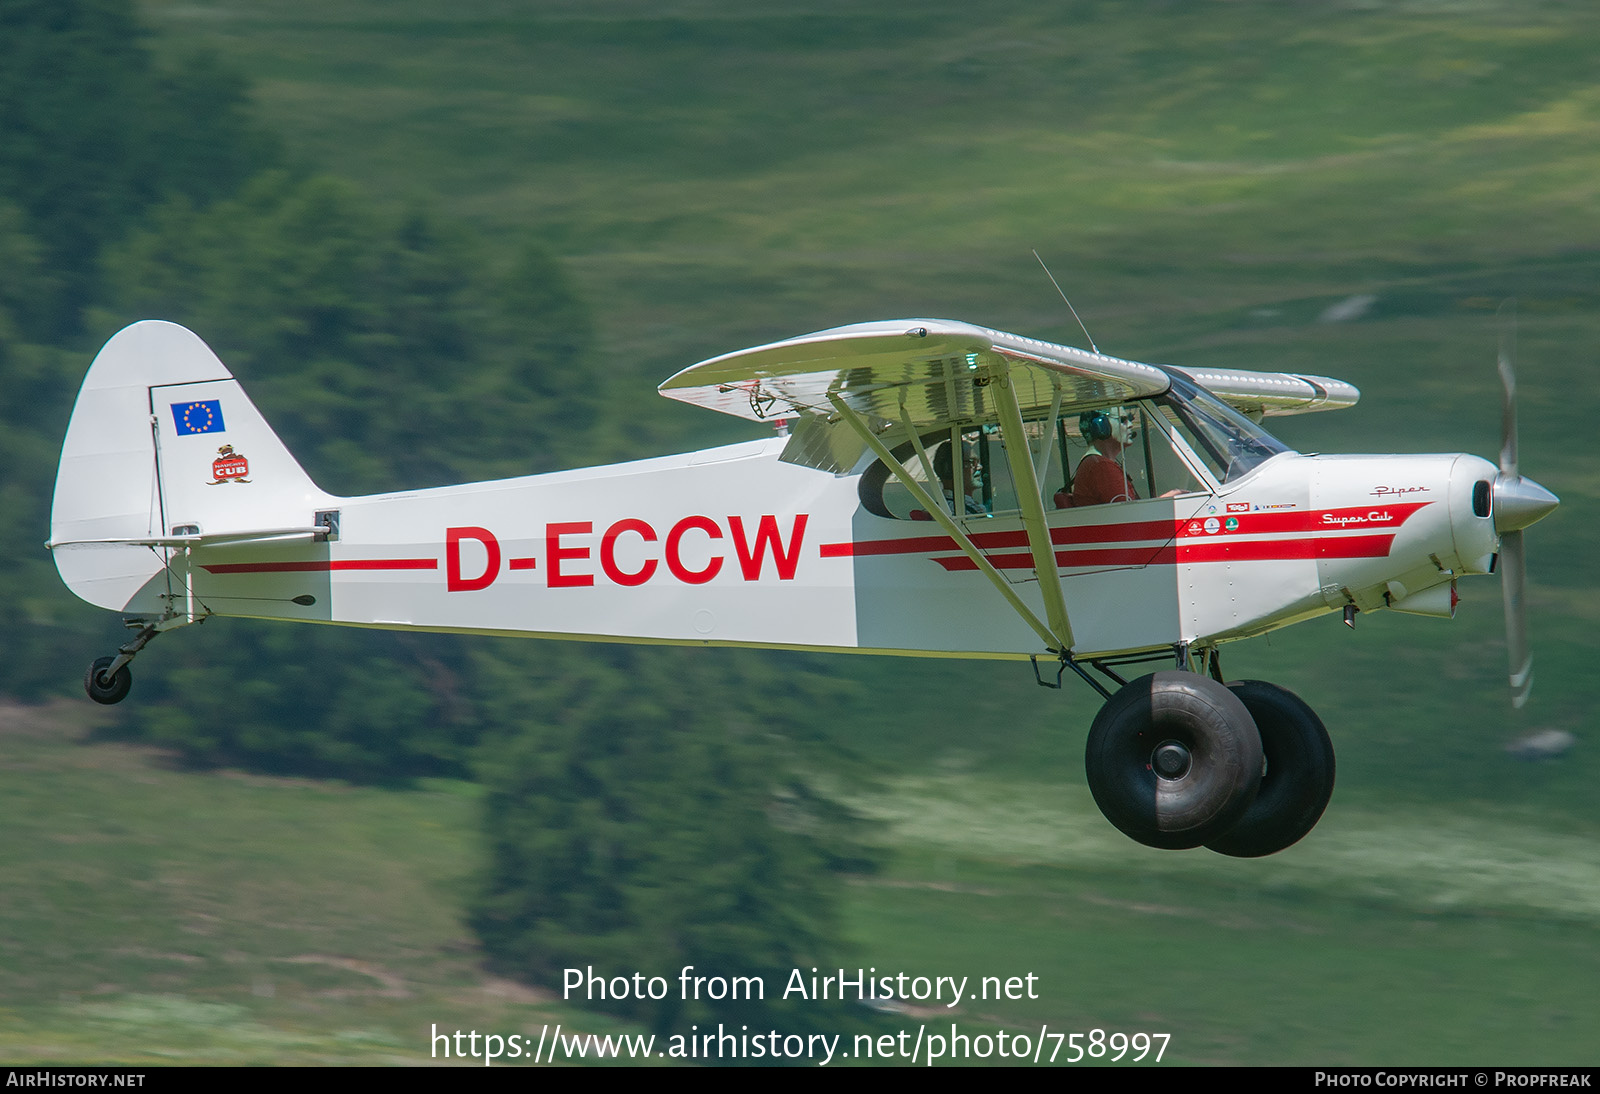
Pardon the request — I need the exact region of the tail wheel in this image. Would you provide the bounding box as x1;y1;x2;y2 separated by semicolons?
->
1085;671;1263;850
1205;681;1335;858
84;656;132;705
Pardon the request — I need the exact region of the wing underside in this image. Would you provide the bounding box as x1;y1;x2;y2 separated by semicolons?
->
658;319;1171;428
659;319;1359;472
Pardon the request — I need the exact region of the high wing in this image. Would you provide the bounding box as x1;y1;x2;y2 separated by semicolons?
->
658;319;1358;471
1179;366;1359;420
659;318;1170;427
660;319;1171;476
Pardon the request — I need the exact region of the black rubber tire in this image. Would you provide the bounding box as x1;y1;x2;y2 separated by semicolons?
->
84;656;132;705
1205;681;1335;858
1085;671;1263;850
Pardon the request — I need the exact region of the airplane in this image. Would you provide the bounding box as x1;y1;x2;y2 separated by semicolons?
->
47;318;1559;857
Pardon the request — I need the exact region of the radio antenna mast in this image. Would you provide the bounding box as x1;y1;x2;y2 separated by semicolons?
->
1032;248;1098;354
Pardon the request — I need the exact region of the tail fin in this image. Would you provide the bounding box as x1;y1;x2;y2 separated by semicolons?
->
50;321;335;612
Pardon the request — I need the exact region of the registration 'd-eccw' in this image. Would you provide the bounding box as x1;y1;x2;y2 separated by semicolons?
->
49;316;1558;856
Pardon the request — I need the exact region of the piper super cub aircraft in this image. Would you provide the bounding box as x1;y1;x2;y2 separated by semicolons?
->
49;318;1559;856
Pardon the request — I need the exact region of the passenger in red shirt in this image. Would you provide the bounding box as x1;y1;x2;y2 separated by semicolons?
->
1072;450;1139;506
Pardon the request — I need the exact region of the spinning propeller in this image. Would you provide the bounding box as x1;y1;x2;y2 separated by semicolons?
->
1492;309;1560;709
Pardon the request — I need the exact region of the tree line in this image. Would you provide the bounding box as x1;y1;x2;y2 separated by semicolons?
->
0;0;870;1033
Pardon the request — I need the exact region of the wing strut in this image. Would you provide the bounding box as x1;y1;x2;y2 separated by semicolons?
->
989;359;1076;651
827;394;1069;654
897;399;949;518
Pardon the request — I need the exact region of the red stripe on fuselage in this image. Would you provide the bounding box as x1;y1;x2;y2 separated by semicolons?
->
936;534;1400;570
818;519;1173;559
935;546;1180;572
1176;534;1396;562
200;558;439;574
1175;502;1430;537
823;502;1431;569
196;503;1432;579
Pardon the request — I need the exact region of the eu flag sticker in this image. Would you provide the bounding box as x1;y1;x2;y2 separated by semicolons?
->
171;400;226;436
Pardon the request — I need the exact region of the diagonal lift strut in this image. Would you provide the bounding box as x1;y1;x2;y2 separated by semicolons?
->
828;390;1074;655
987;358;1076;652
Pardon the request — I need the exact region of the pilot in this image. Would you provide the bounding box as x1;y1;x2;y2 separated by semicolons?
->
934;439;988;516
1069;409;1140;507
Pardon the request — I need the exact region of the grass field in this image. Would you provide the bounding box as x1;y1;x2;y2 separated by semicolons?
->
8;0;1592;1065
4;702;1597;1065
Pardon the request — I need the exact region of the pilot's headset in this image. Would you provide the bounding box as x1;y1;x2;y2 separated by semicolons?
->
1079;409;1133;446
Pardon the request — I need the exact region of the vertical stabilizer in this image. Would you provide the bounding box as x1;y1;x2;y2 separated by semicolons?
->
50;321;334;612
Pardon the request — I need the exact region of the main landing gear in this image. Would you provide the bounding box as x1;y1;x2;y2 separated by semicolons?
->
1081;664;1336;857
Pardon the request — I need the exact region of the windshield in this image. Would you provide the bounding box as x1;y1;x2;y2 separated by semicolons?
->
1155;370;1292;484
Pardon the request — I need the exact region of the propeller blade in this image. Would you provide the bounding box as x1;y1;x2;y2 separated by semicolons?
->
1493;299;1542;709
1498;301;1518;480
1500;528;1532;710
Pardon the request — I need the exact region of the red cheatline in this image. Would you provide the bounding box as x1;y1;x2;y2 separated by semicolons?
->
936;546;1177;572
1178;534;1395;562
933;534;1395;571
201;558;438;574
820;519;1176;559
821;503;1426;566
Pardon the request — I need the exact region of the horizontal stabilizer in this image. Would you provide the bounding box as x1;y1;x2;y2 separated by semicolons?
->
48;526;333;550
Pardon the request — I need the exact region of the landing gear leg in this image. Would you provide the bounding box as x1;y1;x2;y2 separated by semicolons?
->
83;620;163;705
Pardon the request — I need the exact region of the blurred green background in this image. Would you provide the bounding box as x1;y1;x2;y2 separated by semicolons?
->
0;0;1594;1065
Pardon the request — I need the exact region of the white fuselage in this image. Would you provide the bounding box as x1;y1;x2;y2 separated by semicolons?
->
176;439;1492;660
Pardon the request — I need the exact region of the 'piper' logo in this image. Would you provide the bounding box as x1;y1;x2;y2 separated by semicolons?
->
210;445;251;484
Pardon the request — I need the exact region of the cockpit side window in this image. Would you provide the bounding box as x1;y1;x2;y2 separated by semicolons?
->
1061;404;1206;508
860;405;1207;521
